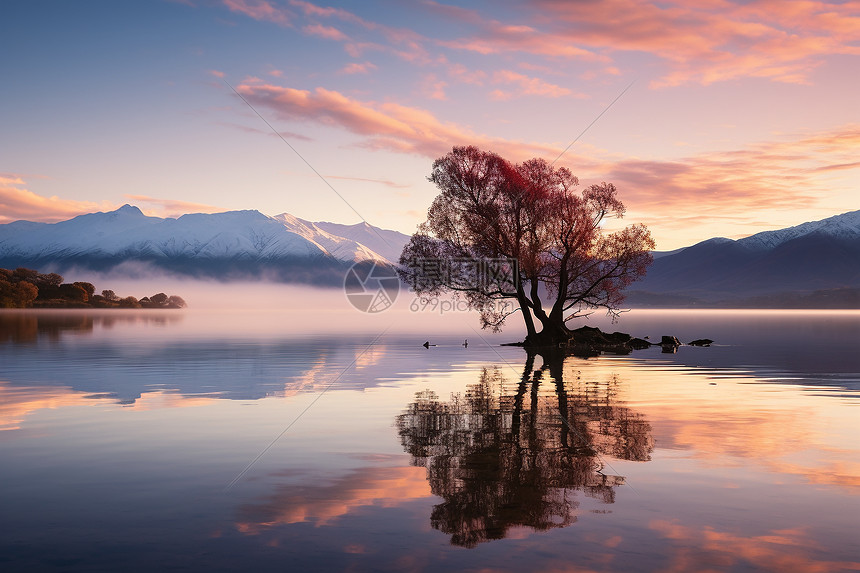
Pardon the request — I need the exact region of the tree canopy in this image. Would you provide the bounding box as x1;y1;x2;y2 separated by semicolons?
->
399;146;655;346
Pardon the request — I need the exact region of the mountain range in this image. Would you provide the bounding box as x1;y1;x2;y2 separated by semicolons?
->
628;209;860;307
1;206;858;307
0;205;411;285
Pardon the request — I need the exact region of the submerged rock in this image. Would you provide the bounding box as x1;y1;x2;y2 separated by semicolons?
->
629;337;652;350
688;339;714;347
510;328;710;357
660;335;681;347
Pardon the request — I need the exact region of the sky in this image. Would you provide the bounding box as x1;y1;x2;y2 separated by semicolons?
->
1;0;859;250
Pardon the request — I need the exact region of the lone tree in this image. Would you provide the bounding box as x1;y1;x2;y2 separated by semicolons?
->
399;146;654;347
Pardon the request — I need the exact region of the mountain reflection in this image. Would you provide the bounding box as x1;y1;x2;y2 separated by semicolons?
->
396;351;653;548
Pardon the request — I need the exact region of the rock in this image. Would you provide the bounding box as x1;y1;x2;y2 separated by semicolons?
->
570;327;631;346
688;339;714;347
607;331;633;344
515;326;680;355
569;326;604;343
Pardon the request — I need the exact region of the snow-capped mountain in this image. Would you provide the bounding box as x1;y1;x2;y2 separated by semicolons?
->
630;209;860;305
271;213;395;263
0;205;411;285
314;220;411;264
737;209;860;251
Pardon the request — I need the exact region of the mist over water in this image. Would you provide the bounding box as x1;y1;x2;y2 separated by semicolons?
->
68;273;527;339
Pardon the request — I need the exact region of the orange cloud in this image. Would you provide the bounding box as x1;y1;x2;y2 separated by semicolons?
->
0;175;233;224
0;383;97;431
597;124;860;220
0;382;214;432
0;175;115;224
222;0;292;26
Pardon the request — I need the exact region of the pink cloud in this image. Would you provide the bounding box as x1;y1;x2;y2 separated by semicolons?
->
492;69;581;98
208;69;226;79
446;63;487;85
211;0;860;88
442;0;860;86
324;175;410;189
124;195;229;218
339;61;377;74
0;176;115;224
649;520;860;572
235;465;431;532
231;80;858;241
216;120;312;141
234;82;566;161
288;0;362;23
302;23;349;41
222;0;292;26
289;0;432;63
420;74;448;100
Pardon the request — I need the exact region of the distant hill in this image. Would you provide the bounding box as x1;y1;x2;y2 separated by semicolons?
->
628;210;860;307
6;205;856;307
0;205;411;286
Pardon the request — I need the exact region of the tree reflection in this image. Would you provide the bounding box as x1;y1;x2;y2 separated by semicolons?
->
396;351;653;548
0;311;182;344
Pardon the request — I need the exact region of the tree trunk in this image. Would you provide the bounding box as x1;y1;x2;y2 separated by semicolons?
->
516;284;538;341
524;309;572;347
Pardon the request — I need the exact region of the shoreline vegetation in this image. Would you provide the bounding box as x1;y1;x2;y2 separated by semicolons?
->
0;267;186;310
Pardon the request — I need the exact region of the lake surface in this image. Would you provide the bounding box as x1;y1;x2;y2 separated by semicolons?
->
1;308;859;572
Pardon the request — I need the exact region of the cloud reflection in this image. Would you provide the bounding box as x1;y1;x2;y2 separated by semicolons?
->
649;520;860;572
235;465;431;533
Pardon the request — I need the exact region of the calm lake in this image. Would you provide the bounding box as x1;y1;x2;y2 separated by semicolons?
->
1;307;859;572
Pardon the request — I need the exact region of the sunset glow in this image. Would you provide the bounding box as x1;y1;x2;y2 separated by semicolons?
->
3;1;859;248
